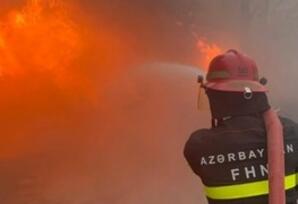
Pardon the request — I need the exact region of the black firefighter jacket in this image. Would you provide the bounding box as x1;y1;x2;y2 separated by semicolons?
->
184;115;298;204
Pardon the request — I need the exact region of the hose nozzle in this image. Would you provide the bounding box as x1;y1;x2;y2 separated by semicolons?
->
197;75;206;89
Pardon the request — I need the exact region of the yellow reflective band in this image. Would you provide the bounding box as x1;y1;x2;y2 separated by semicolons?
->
204;173;297;200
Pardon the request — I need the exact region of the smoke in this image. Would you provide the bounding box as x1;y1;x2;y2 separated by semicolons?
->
1;0;298;204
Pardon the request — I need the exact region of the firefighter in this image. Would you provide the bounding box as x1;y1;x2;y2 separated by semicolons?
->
184;49;298;204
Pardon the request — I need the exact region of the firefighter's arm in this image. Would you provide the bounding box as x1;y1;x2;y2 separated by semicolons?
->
184;130;207;176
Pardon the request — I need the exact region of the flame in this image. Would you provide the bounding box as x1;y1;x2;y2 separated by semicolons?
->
0;0;81;77
197;38;223;70
14;13;26;27
0;0;139;159
0;0;87;158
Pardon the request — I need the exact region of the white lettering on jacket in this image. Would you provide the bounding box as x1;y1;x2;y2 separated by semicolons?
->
230;164;269;181
199;144;294;166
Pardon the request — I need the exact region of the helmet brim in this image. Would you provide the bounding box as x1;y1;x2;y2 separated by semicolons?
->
205;80;268;92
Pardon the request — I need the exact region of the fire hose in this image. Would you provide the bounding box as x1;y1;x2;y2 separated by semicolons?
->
263;109;285;204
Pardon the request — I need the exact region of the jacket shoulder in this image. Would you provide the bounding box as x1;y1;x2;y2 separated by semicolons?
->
184;129;211;174
280;117;298;137
280;116;298;127
187;128;212;146
190;128;211;138
184;129;212;159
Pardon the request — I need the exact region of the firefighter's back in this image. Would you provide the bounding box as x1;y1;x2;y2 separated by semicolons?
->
184;115;298;204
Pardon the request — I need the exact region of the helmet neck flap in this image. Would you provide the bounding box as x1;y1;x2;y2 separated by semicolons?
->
206;88;270;127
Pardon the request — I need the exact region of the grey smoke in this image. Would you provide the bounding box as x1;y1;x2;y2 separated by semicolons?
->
1;1;298;204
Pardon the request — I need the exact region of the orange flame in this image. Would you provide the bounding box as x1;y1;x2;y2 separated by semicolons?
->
0;0;81;77
197;38;223;70
0;0;85;158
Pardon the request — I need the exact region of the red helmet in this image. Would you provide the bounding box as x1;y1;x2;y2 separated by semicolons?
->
205;49;267;92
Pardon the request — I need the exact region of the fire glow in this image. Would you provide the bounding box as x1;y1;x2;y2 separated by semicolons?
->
197;38;223;70
0;0;81;77
0;0;85;158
